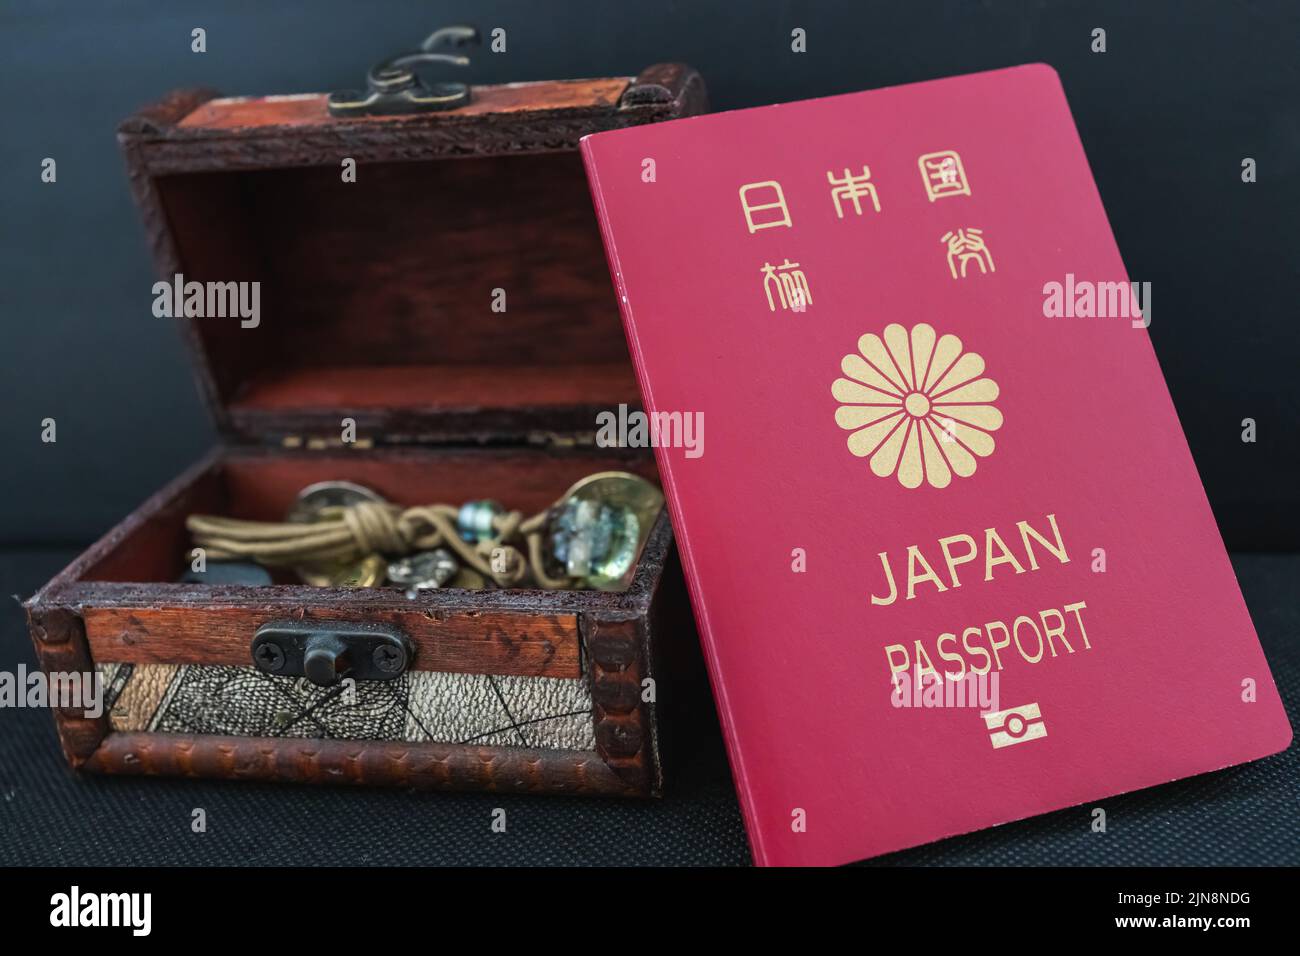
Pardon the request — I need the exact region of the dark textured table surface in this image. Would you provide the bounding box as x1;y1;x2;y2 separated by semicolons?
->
1;549;1295;866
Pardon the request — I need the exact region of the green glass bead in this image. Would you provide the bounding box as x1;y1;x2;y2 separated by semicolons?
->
457;499;503;542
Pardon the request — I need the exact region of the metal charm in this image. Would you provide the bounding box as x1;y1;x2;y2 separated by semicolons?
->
388;549;459;594
328;25;479;118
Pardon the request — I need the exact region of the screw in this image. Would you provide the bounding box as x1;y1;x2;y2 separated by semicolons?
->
372;644;404;674
254;641;285;673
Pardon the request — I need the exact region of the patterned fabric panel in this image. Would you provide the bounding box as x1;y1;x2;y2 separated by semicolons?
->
98;662;596;751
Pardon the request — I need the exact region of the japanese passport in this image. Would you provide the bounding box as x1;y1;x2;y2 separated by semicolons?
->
580;64;1292;866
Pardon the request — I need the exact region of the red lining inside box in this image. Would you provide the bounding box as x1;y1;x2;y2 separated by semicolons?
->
157;152;638;420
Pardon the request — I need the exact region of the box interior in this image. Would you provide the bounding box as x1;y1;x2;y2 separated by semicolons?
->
157;151;641;426
80;450;660;586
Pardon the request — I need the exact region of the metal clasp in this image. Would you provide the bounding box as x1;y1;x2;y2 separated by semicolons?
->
328;25;480;118
252;621;413;686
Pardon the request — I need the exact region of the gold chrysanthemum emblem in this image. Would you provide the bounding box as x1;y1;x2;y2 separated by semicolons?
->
832;322;1002;488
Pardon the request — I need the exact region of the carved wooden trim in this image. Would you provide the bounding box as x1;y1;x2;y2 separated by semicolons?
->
583;613;662;796
622;62;709;115
23;606;108;767
86;733;642;796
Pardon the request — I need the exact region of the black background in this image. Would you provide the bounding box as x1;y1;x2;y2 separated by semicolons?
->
1;0;1298;547
1;2;1298;869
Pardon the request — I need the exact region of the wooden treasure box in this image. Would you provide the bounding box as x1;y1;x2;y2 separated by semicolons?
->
23;60;707;798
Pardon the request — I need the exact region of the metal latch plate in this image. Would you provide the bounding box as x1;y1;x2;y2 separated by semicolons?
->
251;621;413;686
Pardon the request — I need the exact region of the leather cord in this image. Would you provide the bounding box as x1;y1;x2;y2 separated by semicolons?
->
186;501;573;589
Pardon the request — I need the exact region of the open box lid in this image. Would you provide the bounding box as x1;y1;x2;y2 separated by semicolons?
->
119;63;706;447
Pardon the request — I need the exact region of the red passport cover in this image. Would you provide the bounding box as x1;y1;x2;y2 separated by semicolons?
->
581;64;1292;866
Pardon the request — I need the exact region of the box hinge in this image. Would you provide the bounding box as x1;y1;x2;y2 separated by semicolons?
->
277;434;376;451
525;430;598;449
260;430;600;451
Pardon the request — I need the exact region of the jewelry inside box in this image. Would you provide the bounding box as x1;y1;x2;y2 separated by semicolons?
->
182;470;664;593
